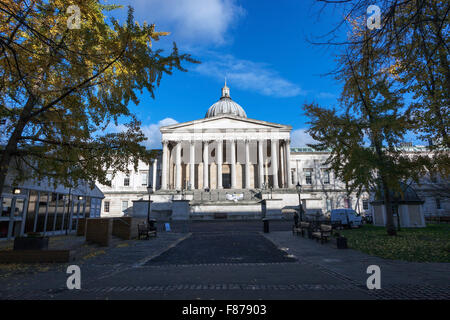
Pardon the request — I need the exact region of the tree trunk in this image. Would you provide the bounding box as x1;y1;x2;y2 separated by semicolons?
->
381;175;396;236
0;97;35;195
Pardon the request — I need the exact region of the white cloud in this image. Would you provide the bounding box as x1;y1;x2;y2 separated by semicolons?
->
317;92;337;99
140;118;178;149
117;0;245;46
291;129;317;147
106;118;178;149
196;54;305;98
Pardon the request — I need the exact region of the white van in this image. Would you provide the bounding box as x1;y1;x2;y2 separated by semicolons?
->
330;209;363;228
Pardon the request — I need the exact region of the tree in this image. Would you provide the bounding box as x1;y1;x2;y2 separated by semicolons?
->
0;0;197;194
311;0;449;173
305;22;418;235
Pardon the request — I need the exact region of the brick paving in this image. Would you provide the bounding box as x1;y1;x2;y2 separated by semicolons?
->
0;221;449;300
263;231;450;300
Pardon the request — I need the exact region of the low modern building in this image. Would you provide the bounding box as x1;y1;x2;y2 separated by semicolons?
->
1;166;104;240
370;183;426;228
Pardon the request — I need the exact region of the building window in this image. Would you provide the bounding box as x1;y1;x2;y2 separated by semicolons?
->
122;201;128;212
141;172;148;186
104;201;110;213
322;169;330;184
304;169;313;185
124;175;130;186
436;198;441;210
362;199;369;210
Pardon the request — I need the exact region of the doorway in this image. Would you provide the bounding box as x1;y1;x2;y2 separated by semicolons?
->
222;173;231;189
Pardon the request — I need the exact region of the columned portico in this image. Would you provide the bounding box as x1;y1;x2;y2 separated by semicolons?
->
161;141;169;190
230;139;237;189
271;139;279;189
189;140;195;190
152;158;157;192
284;139;292;188
203;141;209;189
158;83;292;191
258;140;264;188
244;139;250;189
217;140;223;189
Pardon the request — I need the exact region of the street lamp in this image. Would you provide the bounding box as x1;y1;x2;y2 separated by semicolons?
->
296;182;304;222
146;184;153;224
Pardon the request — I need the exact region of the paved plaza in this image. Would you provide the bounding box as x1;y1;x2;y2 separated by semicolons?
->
0;221;449;300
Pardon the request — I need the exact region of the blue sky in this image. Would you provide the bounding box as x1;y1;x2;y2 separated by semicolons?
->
107;0;355;149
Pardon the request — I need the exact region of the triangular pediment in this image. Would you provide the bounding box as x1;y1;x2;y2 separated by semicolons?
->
161;115;291;132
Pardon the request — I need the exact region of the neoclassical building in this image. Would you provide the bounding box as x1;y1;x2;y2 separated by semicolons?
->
159;82;293;191
96;84;449;220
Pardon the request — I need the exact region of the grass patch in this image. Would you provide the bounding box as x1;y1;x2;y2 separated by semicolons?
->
338;224;450;262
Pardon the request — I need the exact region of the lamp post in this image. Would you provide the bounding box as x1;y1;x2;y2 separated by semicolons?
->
146;184;153;225
296;182;304;222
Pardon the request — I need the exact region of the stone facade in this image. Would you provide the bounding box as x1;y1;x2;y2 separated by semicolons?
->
96;85;449;220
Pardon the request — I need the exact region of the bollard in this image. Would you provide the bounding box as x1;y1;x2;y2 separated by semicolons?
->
337;236;348;249
263;218;269;233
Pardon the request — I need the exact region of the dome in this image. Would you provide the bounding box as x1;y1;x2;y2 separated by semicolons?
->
205;82;247;118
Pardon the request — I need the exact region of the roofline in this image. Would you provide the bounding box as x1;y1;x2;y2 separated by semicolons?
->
160;114;292;131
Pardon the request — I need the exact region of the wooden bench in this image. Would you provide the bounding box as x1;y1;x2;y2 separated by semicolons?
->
331;221;343;230
312;224;333;244
138;223;157;240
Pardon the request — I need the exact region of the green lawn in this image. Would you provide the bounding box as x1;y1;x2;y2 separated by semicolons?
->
338;224;450;263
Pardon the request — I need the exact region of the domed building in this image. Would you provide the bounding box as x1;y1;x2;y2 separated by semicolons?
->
96;83;447;222
159;82;293;192
205;81;247;118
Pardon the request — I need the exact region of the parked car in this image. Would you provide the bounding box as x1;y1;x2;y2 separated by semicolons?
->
330;209;363;228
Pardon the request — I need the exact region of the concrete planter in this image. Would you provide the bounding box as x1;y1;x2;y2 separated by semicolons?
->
13;236;49;250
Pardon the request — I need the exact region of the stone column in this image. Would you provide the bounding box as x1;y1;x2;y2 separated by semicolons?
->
279;141;285;187
284;139;293;188
152;159;157;192
230;139;237;189
175;141;182;190
217;140;223;189
189;140;195;190
258;140;264;188
271;139;279;188
244;139;251;189
161;140;168;189
203;141;209;189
